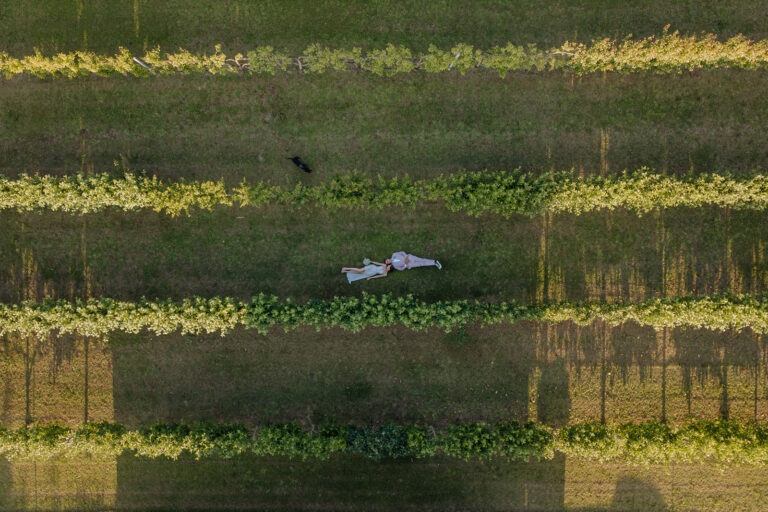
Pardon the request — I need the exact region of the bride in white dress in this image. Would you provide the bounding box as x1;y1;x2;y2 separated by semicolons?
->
341;259;393;283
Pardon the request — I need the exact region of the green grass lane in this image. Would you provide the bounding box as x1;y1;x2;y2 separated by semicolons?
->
2;71;768;181
109;325;538;428
3;0;768;55
109;324;764;429
3;455;767;511
1;205;766;303
110;455;768;512
1;322;764;430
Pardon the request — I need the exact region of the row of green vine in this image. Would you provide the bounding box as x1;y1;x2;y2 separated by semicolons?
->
4;168;768;217
2;420;765;465
3;30;767;79
2;293;767;339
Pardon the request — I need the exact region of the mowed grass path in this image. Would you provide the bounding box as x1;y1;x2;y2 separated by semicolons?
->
111;456;768;512
2;205;767;303
3;71;768;181
4;456;768;512
3;0;768;55
109;324;766;428
2;322;766;508
2;322;765;429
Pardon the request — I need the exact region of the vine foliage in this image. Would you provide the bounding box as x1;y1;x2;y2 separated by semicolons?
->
2;293;768;339
4;168;768;217
2;30;767;79
1;420;766;466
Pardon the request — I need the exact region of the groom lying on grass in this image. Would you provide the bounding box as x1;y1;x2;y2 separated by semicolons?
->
389;251;442;271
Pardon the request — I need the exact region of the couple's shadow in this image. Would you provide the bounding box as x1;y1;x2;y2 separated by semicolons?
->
608;477;669;511
536;359;669;512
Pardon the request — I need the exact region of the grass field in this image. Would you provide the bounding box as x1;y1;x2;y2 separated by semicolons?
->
3;455;768;512
1;205;766;303
3;71;768;181
3;0;768;56
1;322;766;511
3;1;768;510
1;322;765;430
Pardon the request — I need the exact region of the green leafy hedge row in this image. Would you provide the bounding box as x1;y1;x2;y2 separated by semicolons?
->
2;420;766;465
5;169;768;217
2;293;768;339
0;171;231;216
2;30;766;79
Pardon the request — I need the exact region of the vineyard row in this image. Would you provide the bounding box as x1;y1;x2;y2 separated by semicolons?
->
2;420;765;466
2;30;767;79
3;169;768;217
2;293;768;339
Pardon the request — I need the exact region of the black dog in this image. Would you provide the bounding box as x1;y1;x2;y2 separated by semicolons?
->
287;156;312;173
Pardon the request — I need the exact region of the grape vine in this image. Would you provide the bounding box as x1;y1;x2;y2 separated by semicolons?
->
2;420;765;465
2;30;766;79
4;169;768;217
2;293;768;339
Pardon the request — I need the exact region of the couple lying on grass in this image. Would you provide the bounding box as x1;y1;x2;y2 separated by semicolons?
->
342;251;442;283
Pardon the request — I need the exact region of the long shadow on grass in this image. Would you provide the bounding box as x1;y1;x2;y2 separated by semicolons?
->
115;454;568;511
535;356;570;509
110;325;537;427
609;477;668;511
673;327;766;421
104;322;765;509
108;323;767;427
112;323;568;510
0;458;10;511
